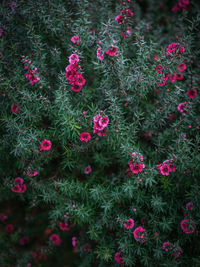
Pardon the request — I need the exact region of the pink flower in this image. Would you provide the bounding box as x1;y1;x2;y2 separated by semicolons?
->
172;246;181;258
133;226;147;243
93;113;109;137
71;84;82;92
168;113;175;120
11;177;26;193
11;103;19;114
40;139;52;151
172;4;180;12
169;73;176;83
5;224;14;235
163;241;171;251
97;48;104;60
176;73;184;80
72;236;77;247
99;116;109;129
49;234;62;246
69;54;79;64
179;47;185;53
19;236;30;246
180;219;196;234
114;252;124;264
186;89;197;98
0;214;8;222
80;132;91;142
160;164;170;176
71;36;80;45
124;218;134;229
115;15;123;24
129;162;144;174
177;63;186;72
59;221;69;231
75;74;86;86
177;102;188;114
186;202;194;211
84;165;92;174
106;47;118;56
28;171;38;177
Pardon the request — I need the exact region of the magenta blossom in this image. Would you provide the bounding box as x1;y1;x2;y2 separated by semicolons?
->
40;139;52;151
180;219;196;234
72;236;77;247
11;103;19;114
5;224;14;235
59;221;69;231
106;47;118;56
129;162;144;174
177;102;188;115
49;234;62;246
19;236;30;246
133;226;147;243
177;63;186;72
114;251;124;264
11;177;26;193
186;89;197;99
71;36;80;45
186;202;194;211
163;241;171;251
28;171;38;177
124;218;134;229
97;48;104;60
69;54;79;64
84;165;92;174
80;132;91;142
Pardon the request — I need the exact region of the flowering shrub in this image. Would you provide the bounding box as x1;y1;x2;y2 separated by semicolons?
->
0;0;200;266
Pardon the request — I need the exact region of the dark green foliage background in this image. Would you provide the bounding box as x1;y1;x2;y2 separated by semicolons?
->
0;0;200;266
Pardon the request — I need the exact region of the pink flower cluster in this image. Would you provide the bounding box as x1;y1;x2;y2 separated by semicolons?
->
115;8;133;24
11;177;26;193
49;233;62;246
65;54;85;92
93;112;109;137
156;158;176;176
71;35;80;45
22;56;40;86
114;251;124;264
172;0;189;12
128;152;145;174
156;62;186;86
166;43;185;56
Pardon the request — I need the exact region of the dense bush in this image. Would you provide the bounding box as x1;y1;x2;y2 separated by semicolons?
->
0;0;200;266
